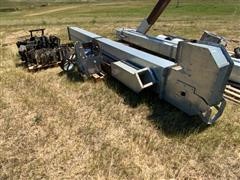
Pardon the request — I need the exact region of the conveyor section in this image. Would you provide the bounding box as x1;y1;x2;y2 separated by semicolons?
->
111;61;155;93
68;27;233;124
116;29;239;84
69;27;175;95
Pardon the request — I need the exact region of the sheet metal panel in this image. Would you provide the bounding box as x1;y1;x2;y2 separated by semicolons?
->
117;29;239;85
116;29;179;59
68;27;175;83
231;58;240;83
98;37;175;69
68;27;102;42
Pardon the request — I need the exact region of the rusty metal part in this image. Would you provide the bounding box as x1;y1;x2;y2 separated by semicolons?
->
234;47;240;59
29;28;45;38
16;29;74;71
137;0;171;34
147;0;171;26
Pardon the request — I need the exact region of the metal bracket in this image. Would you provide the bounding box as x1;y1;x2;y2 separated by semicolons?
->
74;40;103;78
200;100;226;124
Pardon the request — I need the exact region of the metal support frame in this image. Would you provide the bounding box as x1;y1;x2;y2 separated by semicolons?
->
74;41;102;78
29;28;45;38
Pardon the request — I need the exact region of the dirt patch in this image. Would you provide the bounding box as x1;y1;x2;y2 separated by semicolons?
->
25;6;78;17
94;1;133;6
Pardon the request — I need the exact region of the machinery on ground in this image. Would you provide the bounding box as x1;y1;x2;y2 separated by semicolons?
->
63;0;240;124
16;28;73;71
115;0;240;104
15;1;239;124
60;40;104;80
67;26;235;124
115;2;240;85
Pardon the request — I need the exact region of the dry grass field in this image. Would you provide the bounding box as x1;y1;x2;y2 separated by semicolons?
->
0;0;240;179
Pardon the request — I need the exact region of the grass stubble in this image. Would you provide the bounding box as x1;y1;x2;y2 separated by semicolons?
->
0;0;240;179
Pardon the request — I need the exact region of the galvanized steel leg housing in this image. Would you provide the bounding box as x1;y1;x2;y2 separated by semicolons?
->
68;27;233;124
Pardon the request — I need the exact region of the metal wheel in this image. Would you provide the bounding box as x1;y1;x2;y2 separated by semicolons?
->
60;54;76;72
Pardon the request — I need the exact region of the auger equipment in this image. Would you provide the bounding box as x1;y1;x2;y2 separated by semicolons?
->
66;24;233;124
116;1;240;85
63;0;238;124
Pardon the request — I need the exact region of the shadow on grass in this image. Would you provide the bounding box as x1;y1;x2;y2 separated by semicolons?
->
58;70;82;82
57;71;209;137
104;76;209;137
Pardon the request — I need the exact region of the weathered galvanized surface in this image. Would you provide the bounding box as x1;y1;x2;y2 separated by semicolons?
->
68;27;233;124
116;29;239;84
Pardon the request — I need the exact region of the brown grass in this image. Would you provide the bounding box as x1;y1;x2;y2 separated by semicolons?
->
0;0;240;179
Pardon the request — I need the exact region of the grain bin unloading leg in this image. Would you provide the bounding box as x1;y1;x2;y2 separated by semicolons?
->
116;0;240;86
67;27;233;124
